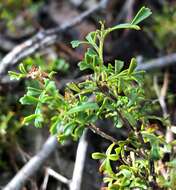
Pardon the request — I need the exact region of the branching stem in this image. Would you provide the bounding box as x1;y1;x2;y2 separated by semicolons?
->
88;124;117;143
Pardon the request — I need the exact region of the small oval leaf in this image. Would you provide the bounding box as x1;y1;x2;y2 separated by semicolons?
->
92;152;106;160
131;6;152;25
67;102;99;114
128;58;137;74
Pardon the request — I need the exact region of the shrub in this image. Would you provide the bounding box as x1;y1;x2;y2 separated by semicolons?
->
9;7;176;190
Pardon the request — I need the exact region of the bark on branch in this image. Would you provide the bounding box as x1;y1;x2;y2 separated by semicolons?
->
136;53;176;71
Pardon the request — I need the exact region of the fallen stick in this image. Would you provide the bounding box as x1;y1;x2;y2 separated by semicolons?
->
136;53;176;71
3;135;58;190
41;167;70;190
69;130;88;190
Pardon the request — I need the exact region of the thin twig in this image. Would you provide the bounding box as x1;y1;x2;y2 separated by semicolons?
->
160;72;169;116
41;169;49;190
47;167;70;184
153;72;173;143
41;167;70;190
153;72;173;180
88;124;117;143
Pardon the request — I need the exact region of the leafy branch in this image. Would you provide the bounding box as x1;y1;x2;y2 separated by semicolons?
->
8;6;176;190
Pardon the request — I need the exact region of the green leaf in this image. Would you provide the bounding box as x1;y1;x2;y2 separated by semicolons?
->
58;133;70;143
8;71;25;80
67;102;99;114
92;152;106;159
23;57;33;66
78;48;99;71
131;6;152;25
34;115;42;127
124;111;136;126
48;71;57;78
105;159;114;174
86;115;98;123
106;143;116;155
85;54;94;66
114;118;123;128
108;154;119;161
128;58;137;74
23;114;41;125
27;87;42;96
20;95;39;105
150;143;160;160
142;132;158;144
97;97;109;115
115;147;121;155
50;117;60;135
130;178;148;189
103;177;114;184
86;48;97;57
117;169;132;178
73;126;84;140
142;132;161;160
53;59;69;72
115;60;124;74
44;79;57;92
34;104;43;128
67;82;81;92
86;32;96;45
64;122;77;136
71;40;86;48
117;77;124;94
78;61;93;71
18;63;27;74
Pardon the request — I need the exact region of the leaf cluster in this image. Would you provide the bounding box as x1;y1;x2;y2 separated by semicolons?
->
9;7;176;189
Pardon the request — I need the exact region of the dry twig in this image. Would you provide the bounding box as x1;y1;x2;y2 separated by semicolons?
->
41;167;70;190
136;53;176;71
69;130;88;190
153;72;172;180
153;72;173;143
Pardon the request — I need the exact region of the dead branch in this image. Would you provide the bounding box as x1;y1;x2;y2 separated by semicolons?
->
0;0;109;76
136;53;176;71
70;0;84;7
89;124;117;143
3;135;58;190
41;130;88;190
69;130;88;190
41;167;70;190
153;72;172;179
154;72;173;143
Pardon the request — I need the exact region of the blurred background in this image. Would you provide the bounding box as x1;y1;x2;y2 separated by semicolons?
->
0;0;176;189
